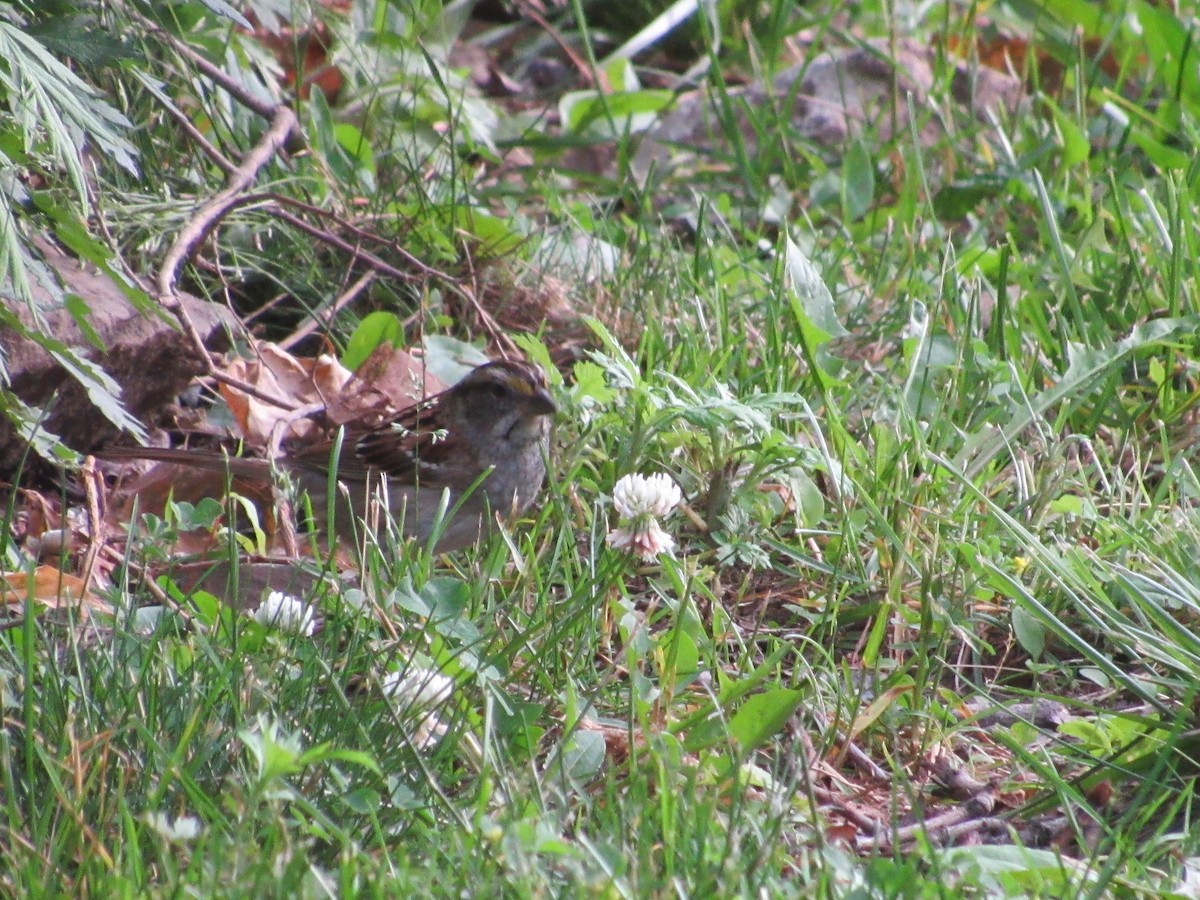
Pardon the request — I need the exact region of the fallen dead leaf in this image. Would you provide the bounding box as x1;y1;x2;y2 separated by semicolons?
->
325;343;443;428
1;565;113;620
220;342;352;445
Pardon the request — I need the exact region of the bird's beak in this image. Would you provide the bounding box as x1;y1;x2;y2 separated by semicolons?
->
496;364;558;416
530;386;557;417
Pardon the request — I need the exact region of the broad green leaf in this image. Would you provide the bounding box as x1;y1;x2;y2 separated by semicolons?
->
677;644;799;751
1137;0;1199;104
935;845;1102;895
422;334;490;384
728;688;805;751
661;628;700;687
343;311;405;371
1011;604;1046;660
334;123;377;191
559;87;674;138
393;576;470;623
562;730;606;782
308;89;355;188
1044;100;1089;167
1029;0;1103;34
453;206;522;255
782;233;848;386
841;139;874;221
782;234;847;341
604;58;640;93
933;174;1010;219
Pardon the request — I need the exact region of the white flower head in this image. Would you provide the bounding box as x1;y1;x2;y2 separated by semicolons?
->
382;667;455;707
253;591;317;636
607;517;675;560
382;667;455;748
612;473;682;518
145;811;203;843
607;472;682;561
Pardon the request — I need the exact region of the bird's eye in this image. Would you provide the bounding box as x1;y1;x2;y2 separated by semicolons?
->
484;382;508;398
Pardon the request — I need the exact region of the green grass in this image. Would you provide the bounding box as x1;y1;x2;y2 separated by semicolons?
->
2;0;1200;896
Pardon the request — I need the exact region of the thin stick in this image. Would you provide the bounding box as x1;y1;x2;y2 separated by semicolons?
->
280;271;377;350
154;108;301;413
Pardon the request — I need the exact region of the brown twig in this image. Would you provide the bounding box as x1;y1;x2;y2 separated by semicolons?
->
154;106;301;413
266;201;526;354
130;7;280;120
877;789;1001;851
828;727;890;781
261;194;527;354
265;206;419;284
142;77;238;175
261;192;461;284
813;788;885;838
459;243;516;355
157;109;298;305
280;271;377;351
513;0;596;88
136;565;195;626
78;456;106;598
123;1;307;413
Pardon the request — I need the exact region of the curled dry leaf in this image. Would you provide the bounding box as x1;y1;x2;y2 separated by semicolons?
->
324;343;445;428
244;0;350;102
1;566;113;621
219;342;352;445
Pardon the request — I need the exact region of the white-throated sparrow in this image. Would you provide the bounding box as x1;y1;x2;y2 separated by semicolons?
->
108;359;557;552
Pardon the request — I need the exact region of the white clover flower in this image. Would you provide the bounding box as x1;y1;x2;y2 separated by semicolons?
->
382;667;455;707
145;811;202;843
253;591;317;636
607;472;682;561
612;472;682;518
607;516;676;560
382;667;455;748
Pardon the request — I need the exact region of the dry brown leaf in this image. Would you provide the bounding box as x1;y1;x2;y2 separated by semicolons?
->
845;683;915;743
219;342;352;445
825;823;859;845
325;344;443;427
1;566;113;620
244;0;350;101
